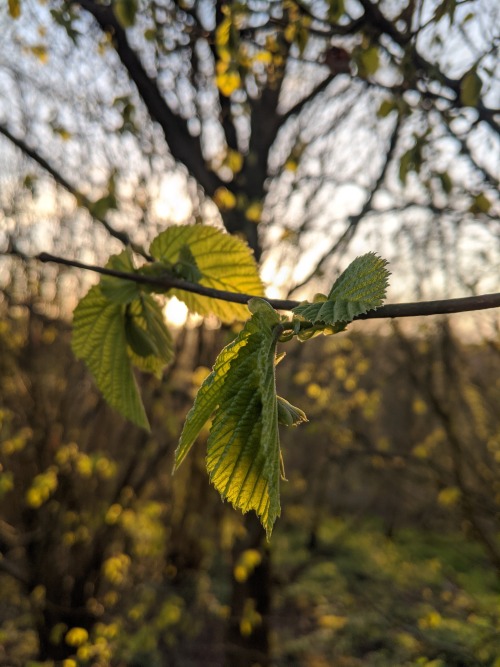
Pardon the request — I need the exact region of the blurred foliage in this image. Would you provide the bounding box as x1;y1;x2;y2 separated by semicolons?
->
2;296;500;665
273;518;500;666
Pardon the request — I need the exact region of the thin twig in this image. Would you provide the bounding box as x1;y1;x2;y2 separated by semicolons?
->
34;251;500;319
0;124;148;257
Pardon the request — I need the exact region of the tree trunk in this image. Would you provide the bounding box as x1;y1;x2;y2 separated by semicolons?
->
225;514;271;667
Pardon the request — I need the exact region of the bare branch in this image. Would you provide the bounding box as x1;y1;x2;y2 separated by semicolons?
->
74;0;224;196
0;124;149;257
440;116;500;190
276;73;336;132
289;113;402;294
30;251;500;320
358;0;499;134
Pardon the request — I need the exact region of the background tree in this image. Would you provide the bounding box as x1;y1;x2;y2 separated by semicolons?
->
1;0;498;288
0;1;499;665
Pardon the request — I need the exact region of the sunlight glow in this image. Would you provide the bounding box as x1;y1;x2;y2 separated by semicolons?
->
153;174;192;223
164;297;188;327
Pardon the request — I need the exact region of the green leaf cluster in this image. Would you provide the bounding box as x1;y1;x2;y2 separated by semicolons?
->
175;299;285;538
172;251;389;536
150;225;264;323
72;223;390;537
292;253;390;328
72;225;263;431
72;251;174;432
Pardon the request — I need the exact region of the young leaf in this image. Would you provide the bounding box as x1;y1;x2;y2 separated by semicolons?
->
174;299;280;467
125;315;160;358
293;253;390;326
377;99;396;118
460;70;482;107
112;0;138;28
277;396;308;427
398;144;423;185
175;298;288;537
174;244;203;282
150;225;264;322
356;45;380;78
126;295;174;378
8;0;21;18
174;331;248;469
100;249;141;304
72;286;149;431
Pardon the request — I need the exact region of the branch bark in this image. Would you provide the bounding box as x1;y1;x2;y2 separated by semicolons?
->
275;72;336;133
75;0;224;197
0;124;148;257
290;113;402;294
33;251;500;320
358;0;499;134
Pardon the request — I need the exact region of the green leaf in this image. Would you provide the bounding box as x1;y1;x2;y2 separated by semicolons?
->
101;249;141;304
175;298;279;468
296;323;342;341
295;24;309;55
8;0;21;18
174;331;247;469
377;99;396;118
126;315;160;358
277;396;308;427
398;142;423;185
126;295;174;378
460;70;482;107
173;244;203;282
292;253;390;327
112;0;138;28
357;46;380;78
328;0;345;23
91;194;118;220
175;298;285;537
470;192;491;214
399;149;412;185
437;171;453;194
150;225;264;322
72;286;149;431
326;252;389;308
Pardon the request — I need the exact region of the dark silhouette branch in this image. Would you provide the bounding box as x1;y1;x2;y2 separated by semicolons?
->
439;115;500;190
276;73;336;132
0;124;148;257
290;113;402;295
357;0;499;134
33;251;500;319
211;0;239;152
75;0;224;197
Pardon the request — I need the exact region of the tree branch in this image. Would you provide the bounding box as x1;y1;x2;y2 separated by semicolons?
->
358;0;499;134
439;115;500;190
0;124;148;257
32;251;500;320
211;0;239;152
74;0;224;196
276;73;336;132
289;113;402;295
